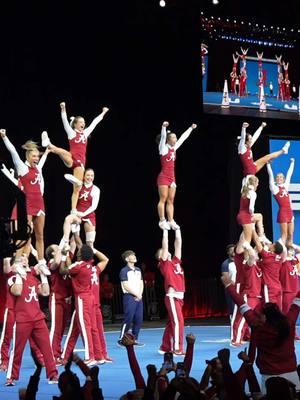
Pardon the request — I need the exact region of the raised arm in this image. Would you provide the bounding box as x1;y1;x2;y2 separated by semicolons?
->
161;229;169;261
94;249;109;272
60;102;76;139
121;333;146;389
285;158;295;189
77;186;100;218
252;230;263;254
174;229;182;260
37;272;50;297
0;130;28;176
245;244;257;267
251;122;266;147
266;163;279;195
37;146;50;170
158;121;169;156
232;53;239;63
1;163;18;186
174;124;197;151
248;190;256;215
84;107;109;137
238;122;248;154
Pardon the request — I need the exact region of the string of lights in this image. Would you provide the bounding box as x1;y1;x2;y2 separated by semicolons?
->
201;12;300;48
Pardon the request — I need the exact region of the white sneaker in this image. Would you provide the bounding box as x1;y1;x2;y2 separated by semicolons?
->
168;220;180;230
159;219;171;230
64;174;82;186
96;359;106;365
84;359;97;366
71;223;80;233
282;141;290;154
41;131;51;147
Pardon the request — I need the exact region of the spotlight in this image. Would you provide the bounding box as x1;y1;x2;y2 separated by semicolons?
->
159;0;166;7
212;0;219;4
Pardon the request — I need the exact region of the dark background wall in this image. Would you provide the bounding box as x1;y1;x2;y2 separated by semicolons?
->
0;1;300;284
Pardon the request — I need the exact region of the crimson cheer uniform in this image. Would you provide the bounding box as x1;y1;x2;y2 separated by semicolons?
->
49;261;73;360
237;195;254;225
157;147;176;187
69;132;89;169
274;187;293;223
156;124;193;187
19;165;45;216
63;266;108;362
239;148;257;176
90;266;108;358
61;110;105;169
231;252;249;344
238;124;264;177
6;270;57;381
0;273;44;369
243;262;263;310
158;256;185;353
267;162;294;224
260;249;283;308
280;258;299;314
77;183;100;227
2;136;48;217
64;260;103;362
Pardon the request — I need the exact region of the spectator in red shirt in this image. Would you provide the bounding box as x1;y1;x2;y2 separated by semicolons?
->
222;275;300;394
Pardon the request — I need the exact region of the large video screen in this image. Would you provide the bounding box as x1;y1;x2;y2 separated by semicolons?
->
201;13;300;120
269;139;300;243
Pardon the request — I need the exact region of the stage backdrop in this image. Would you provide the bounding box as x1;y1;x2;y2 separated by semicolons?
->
269;139;300;243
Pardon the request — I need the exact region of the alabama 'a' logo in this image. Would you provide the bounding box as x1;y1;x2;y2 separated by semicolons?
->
75;133;87;144
25;286;38;303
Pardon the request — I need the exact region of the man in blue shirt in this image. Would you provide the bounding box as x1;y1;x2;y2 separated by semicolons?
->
118;250;144;347
221;244;236;316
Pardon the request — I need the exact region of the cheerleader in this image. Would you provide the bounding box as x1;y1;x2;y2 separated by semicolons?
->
201;43;208;76
283;62;291;101
230;54;239;94
239;68;248;97
267;159;295;246
41;102;108;214
0;129;49;264
236;47;248;72
238;122;289;177
157;121;197;230
257;52;264;99
237;175;268;246
59;168;100;249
